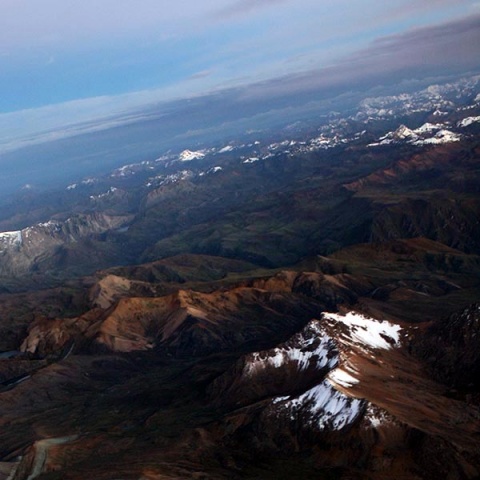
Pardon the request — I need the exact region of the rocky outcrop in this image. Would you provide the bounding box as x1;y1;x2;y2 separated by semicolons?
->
0;213;132;277
19;283;325;357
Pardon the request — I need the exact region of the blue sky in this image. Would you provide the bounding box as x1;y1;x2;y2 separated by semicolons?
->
0;0;479;153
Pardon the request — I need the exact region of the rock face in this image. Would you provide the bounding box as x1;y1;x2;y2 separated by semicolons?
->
19;285;325;357
18;268;373;358
0;213;132;277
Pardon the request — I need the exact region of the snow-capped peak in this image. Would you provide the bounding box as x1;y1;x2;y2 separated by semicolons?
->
458;116;480;128
179;149;205;162
218;145;234;153
323;311;402;350
244;320;337;376
369;122;462;147
413;129;461;145
392;125;417;140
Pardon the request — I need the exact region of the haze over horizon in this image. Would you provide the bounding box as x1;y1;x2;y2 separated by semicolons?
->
0;1;479;194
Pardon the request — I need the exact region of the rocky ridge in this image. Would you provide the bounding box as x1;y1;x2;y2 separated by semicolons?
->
0;241;478;478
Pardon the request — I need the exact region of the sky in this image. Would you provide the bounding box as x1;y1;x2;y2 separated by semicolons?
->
0;0;479;155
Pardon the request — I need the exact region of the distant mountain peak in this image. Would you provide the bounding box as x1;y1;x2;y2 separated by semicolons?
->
178;149;205;161
393;124;418;140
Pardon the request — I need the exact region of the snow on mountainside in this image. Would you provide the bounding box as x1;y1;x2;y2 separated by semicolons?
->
413;122;443;134
244;320;338;376
323;312;401;351
364;403;395;429
458;116;480;127
234;312;404;433
392;125;418;140
145;170;193;188
321;312;402;393
179;149;205;161
0;230;22;251
61;75;478;196
417;129;462;145
199;166;222;176
89;187;119;200
272;379;364;431
369;123;462;147
217;145;235;153
358;75;480;120
0;213;132;276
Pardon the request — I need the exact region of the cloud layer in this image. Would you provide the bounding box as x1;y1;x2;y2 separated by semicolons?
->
0;1;478;154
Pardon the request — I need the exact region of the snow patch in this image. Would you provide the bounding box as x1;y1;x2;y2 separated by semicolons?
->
244;321;337;376
458;116;480;128
90;187;118;200
328;367;359;388
148;170;193;187
391;125;418;140
37;220;61;229
112;163;137;177
81;178;97;185
323;312;401;350
198;166;222;177
369;123;461;147
413;123;443;134
179;149;205;161
272;395;290;404
364;404;392;428
218;145;234;153
275;380;364;431
413;129;461;145
0;230;22;249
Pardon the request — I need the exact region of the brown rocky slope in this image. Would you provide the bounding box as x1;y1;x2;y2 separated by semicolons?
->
0;243;479;479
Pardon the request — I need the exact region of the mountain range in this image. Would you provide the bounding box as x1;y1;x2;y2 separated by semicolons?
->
0;75;479;479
